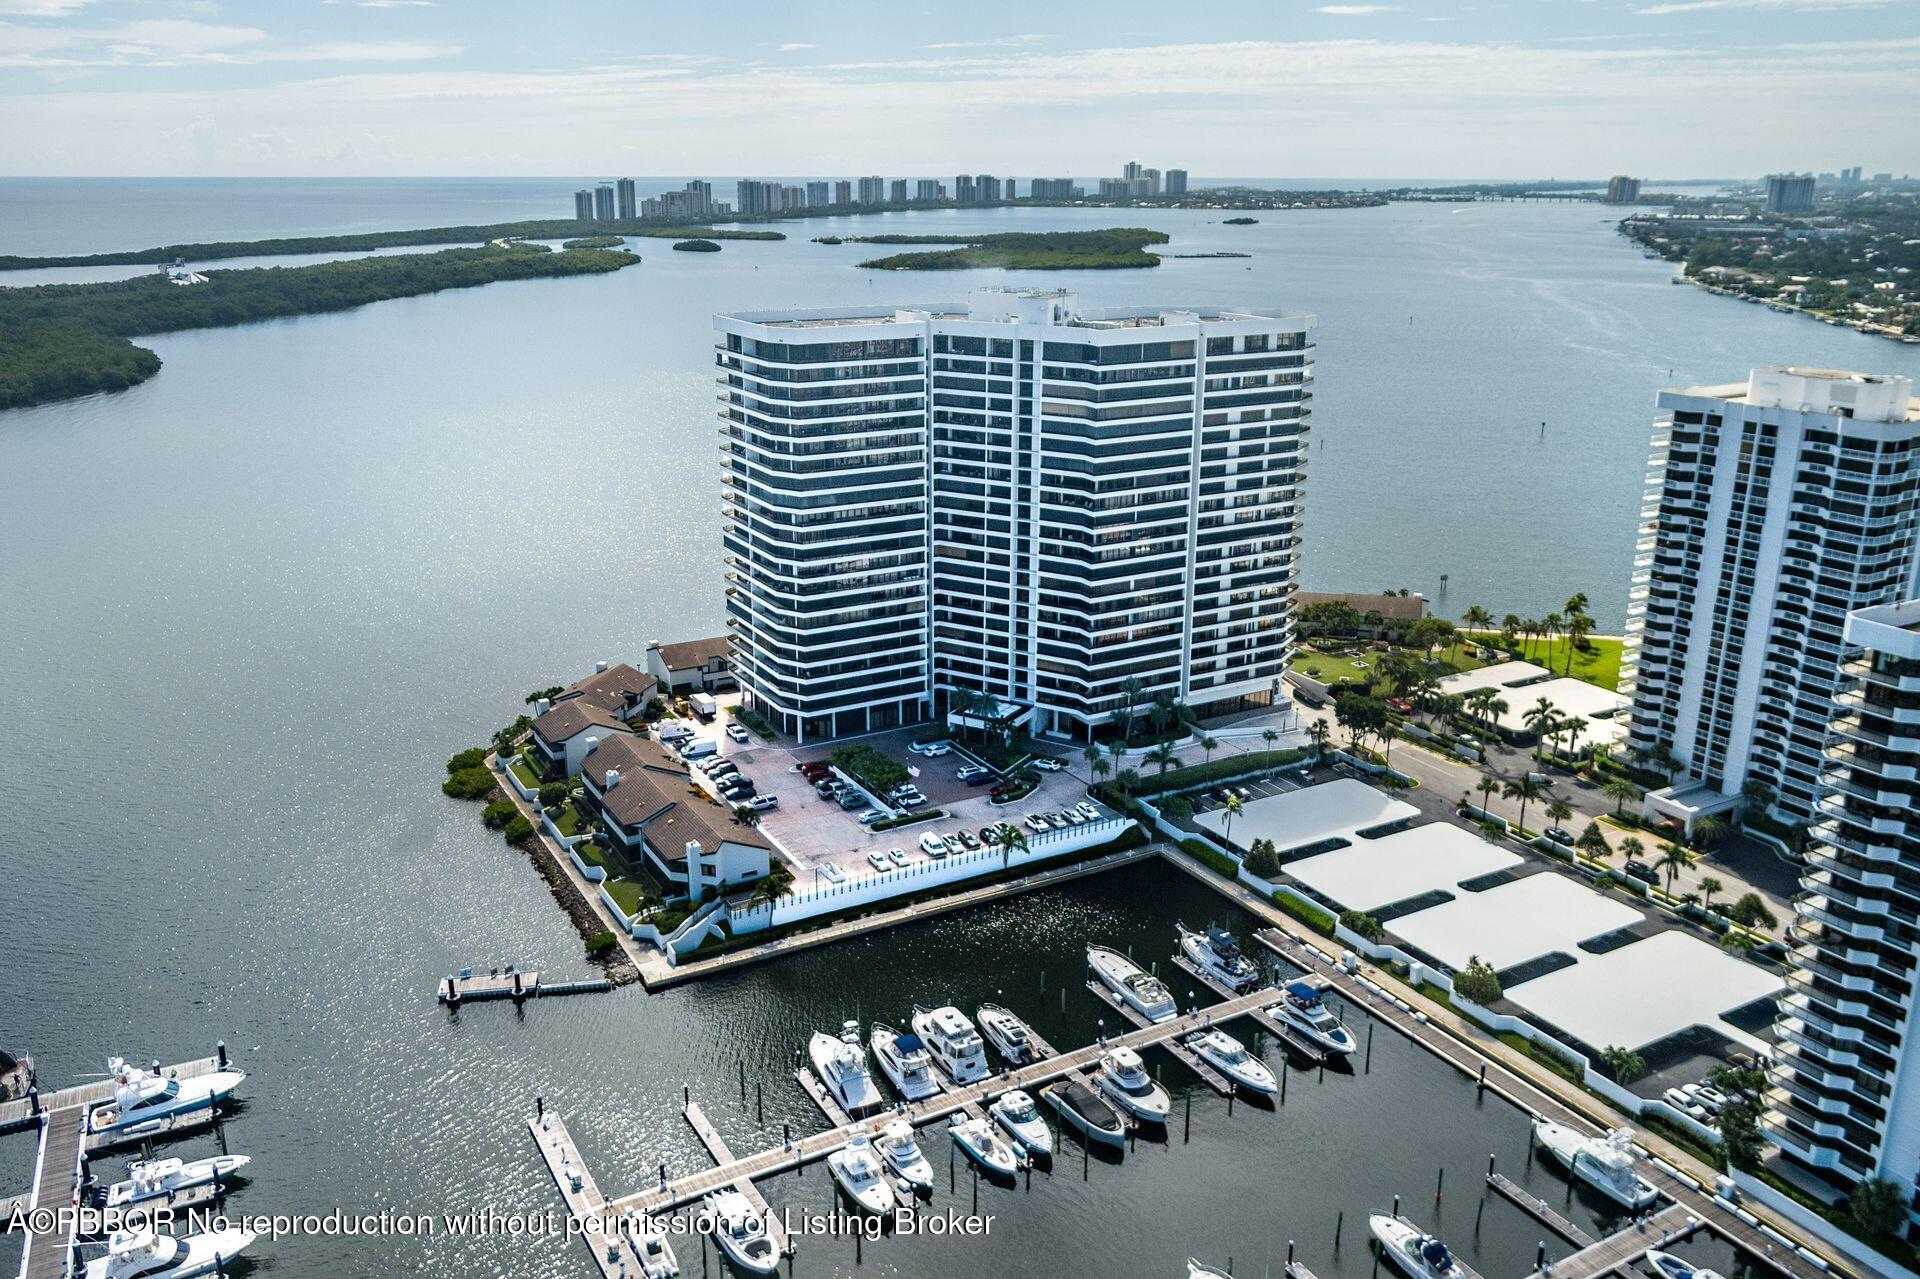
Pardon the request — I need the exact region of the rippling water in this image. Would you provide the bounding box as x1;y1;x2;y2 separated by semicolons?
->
2;179;1899;1278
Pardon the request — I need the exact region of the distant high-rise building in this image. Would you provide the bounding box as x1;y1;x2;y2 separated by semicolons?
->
1031;178;1079;200
890;179;908;204
978;175;1001;202
1098;177;1131;198
859;176;886;204
1625;367;1920;827
915;179;941;201
574;189;595;220
684;180;713;218
782;185;806;209
1142;168;1161;195
1606;175;1641;204
1766;598;1920;1237
806;181;830;207
1166;169;1188;196
615;177;637;220
1765;173;1817;214
736;179;789;215
1123;160;1142;182
954;175;977;203
835;180;853;206
593;183;616;221
1004;177;1017;200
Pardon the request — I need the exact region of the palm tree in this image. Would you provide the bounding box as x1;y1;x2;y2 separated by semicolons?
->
1501;614;1521;649
1106;739;1127;780
949;686;980;741
1082;742;1103;778
1092;757;1112;786
1618;835;1646;867
1198;735;1218;766
1463;604;1493;638
747;863;795;908
1563;613;1594;674
1307;719;1331;762
1604;776;1641;817
1517;618;1540;658
1477;773;1499;813
1656;842;1693;895
1113;767;1142;795
1484;695;1508;736
1118;674;1146;741
1222;793;1244;844
973;689;1004;747
1262;728;1280;751
1691;813;1729;850
1563;592;1589;620
1146;742;1180;779
1545;799;1573;831
999;822;1030;871
1521;698;1560;760
1542;612;1563;663
1699;875;1725;914
1380;723;1397;766
1502;776;1548;834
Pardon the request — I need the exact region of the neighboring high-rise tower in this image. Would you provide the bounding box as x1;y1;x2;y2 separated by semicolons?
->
573;188;595;220
615;177;637;220
593;183;616;221
1766;599;1920;1237
715;289;1315;743
1606;175;1641;204
1166;169;1189;196
1624;368;1920;826
1766;173;1817;214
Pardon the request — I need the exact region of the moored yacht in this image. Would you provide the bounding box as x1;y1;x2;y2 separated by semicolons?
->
870;1022;942;1101
826;1134;898;1215
1176;923;1261;993
990;1089;1053;1158
910;1005;990;1085
1532;1120;1658;1209
949;1113;1020;1177
1186;1029;1276;1094
1094;1046;1171;1123
99;1156;250;1209
87;1059;245;1136
1369;1215;1465;1279
1189;1262;1235;1279
977;1003;1039;1064
1088;945;1177;1023
874;1119;933;1195
82;1227;256;1279
809;1020;883;1116
1041;1078;1127;1148
1647;1251;1727;1279
704;1190;779;1276
1269;980;1357;1056
620;1216;679;1279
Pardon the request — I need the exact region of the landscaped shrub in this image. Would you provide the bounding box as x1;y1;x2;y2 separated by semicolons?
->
442;767;496;800
1339;910;1385;942
481;800;517;829
1275;892;1335;936
584;930;618;958
537;781;569;809
1453;954;1502;1004
831;744;909;793
1131;748;1310;797
501;814;534;842
446;746;487;773
1244;838;1282;879
1181;838;1238;877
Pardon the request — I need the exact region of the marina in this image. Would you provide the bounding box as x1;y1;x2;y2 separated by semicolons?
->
437;968;613;1005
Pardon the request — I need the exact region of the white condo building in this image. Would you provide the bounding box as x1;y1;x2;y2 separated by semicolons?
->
1624;368;1920;827
1768;600;1920;1233
716;288;1316;743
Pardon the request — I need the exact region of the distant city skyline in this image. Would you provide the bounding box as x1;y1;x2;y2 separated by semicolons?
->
0;0;1913;177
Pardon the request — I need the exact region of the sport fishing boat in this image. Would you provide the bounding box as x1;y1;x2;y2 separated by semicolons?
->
82;1226;256;1279
870;1022;942;1101
809;1020;883;1116
874;1119;933;1195
910;1005;990;1085
1269;980;1357;1056
704;1190;779;1276
1041;1078;1127;1148
1369;1215;1465;1279
1176;922;1261;993
97;1156;250;1209
1094;1046;1171;1123
87;1059;245;1136
948;1113;1020;1177
826;1134;898;1215
977;1003;1040;1064
1189;1262;1235;1279
1088;945;1177;1023
619;1216;679;1279
990;1089;1053;1158
1532;1120;1659;1209
1647;1251;1727;1279
1186;1029;1276;1094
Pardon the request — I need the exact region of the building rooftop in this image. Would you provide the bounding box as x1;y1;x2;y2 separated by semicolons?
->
1286;823;1522;914
651;635;730;671
582;734;770;856
1666;366;1917;423
533;698;632;745
561;663;656;713
1193;777;1418;854
719;289;1312;333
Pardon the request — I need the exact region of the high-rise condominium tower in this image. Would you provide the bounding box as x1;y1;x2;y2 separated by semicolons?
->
716;289;1315;743
1625;368;1920;826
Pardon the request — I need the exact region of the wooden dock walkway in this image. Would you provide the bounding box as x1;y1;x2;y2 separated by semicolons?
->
19;1111;85;1279
527;1111;638;1279
681;1102;791;1262
1171;953;1329;1065
1526;1202;1700;1279
793;1067;852;1129
1084;979;1233;1095
1487;1172;1596;1247
437;970;613;1004
0;1056;225;1134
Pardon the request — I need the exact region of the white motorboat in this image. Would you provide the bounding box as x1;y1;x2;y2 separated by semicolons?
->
977;1003;1040;1065
1647;1251;1727;1279
1088;945;1177;1023
1094;1046;1171;1123
1177;922;1262;993
100;1155;250;1209
1186;1029;1276;1094
1369;1215;1465;1279
874;1119;933;1195
1042;1078;1127;1148
87;1059;245;1136
1532;1121;1659;1210
827;1134;898;1215
910;1005;990;1085
870;1022;943;1101
621;1217;679;1279
809;1020;883;1116
1269;980;1357;1056
704;1190;779;1276
990;1089;1053;1158
1189;1262;1235;1279
948;1113;1020;1177
82;1227;256;1279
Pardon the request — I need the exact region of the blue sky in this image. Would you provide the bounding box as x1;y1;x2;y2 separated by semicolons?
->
0;0;1913;177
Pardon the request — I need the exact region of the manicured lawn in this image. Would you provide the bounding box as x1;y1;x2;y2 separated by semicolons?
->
1468;632;1623;691
554;798;590;838
508;753;540;790
1291;643;1489;694
603;876;648;916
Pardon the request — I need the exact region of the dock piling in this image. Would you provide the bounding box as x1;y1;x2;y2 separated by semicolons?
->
1365;1022;1374;1073
535;1091;544;1119
1335;1210;1343;1249
216;1040;228;1069
1435;1167;1445;1200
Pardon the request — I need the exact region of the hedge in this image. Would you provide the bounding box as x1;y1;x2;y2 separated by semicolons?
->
501;814;534;842
1131;748;1312;797
1276;892;1335;936
442;767;496;800
1181;838;1239;878
481;800;517;830
446;746;487;774
871;808;947;832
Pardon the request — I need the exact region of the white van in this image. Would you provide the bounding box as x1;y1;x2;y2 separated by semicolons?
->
677;739;717;761
655;722;694;744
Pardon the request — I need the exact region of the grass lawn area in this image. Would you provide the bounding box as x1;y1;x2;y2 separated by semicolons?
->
1467;632;1623;691
508;753;540;790
1291;643;1490;693
554;798;590;839
603;876;648;916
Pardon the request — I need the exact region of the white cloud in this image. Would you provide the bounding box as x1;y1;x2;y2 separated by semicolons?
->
776;42;816;51
1316;5;1400;13
0;0;93;14
923;33;1055;49
0;16;456;66
1635;0;1891;11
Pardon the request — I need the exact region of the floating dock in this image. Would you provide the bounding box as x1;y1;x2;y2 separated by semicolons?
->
681;1102;791;1261
1170;953;1329;1065
1487;1171;1596;1247
1525;1202;1700;1279
1084;979;1232;1095
437;969;612;1004
793;1066;852;1129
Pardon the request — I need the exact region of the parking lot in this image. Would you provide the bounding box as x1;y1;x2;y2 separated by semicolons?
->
676;719;1111;880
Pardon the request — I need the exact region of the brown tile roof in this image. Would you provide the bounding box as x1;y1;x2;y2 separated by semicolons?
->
1297;591;1427;622
562;663;657;712
532;698;633;745
654;635;731;671
581;735;770;859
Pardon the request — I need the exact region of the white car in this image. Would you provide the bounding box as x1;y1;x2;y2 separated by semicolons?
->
1074;802;1101;823
746;794;779;811
918;831;950;856
857;809;884;825
726;723;750;743
1024;814;1051;833
887;848;910;867
909;741;951;757
821;863;848;884
867;851;892;871
1030;757;1066;771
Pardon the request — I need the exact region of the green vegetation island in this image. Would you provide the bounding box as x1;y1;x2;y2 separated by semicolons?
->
1622;198;1920;342
562;234;626;250
1222;217;1259;225
0;242;638;411
831;228;1171;270
0;219;780;272
672;238;722;252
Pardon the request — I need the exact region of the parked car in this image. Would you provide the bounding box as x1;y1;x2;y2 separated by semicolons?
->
813;779;838;798
719;777;754;796
857;809;885;825
655;723;694;745
897;794;928;808
956;829;980;850
1623;859;1659;886
909;741;951;757
704;760;739;779
978;825;1003;847
1031;756;1065;771
918;831;950;856
1074;802;1102;823
887;848;910;867
726;723;751;743
1024;814;1051;833
677;739;717;760
840;791;869;810
746;794;779;811
867;851;892;871
1544;825;1574;844
964;771;997;787
887;784;923;802
799;761;831;778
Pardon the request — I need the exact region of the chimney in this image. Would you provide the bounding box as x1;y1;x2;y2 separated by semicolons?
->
596;660;609;673
534;698;552;715
648;639;662;652
584;735;599;756
605;769;620;789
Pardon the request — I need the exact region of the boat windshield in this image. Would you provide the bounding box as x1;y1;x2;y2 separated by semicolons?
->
1004;1098;1037;1121
1422;1240;1453;1273
1215;1041;1248;1064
